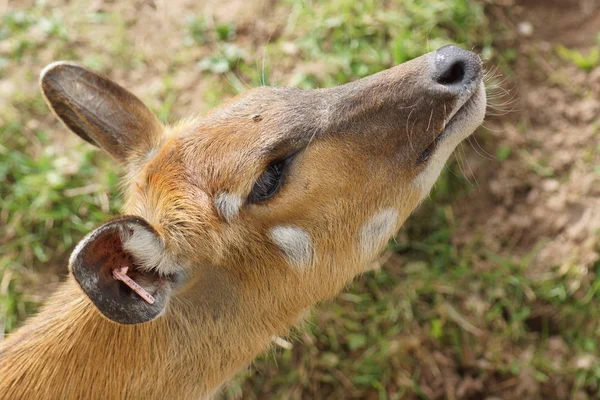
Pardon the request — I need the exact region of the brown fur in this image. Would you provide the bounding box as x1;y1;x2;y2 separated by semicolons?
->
0;50;485;399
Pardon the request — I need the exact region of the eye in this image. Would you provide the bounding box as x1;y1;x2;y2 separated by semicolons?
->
248;158;288;203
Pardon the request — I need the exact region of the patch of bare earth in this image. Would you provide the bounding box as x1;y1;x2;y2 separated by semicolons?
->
413;1;600;398
457;0;599;278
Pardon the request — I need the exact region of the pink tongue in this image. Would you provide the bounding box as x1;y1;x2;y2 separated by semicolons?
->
112;266;156;305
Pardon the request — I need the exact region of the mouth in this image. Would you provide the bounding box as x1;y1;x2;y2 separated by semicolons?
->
417;84;483;164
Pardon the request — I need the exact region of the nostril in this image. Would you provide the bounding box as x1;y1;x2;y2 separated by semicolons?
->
436;61;466;86
432;45;481;88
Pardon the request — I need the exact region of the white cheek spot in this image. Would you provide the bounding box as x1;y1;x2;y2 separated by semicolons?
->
122;224;177;274
215;192;243;222
269;226;314;268
360;208;399;259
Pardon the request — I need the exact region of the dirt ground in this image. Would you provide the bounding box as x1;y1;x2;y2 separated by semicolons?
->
459;0;599;279
409;1;600;397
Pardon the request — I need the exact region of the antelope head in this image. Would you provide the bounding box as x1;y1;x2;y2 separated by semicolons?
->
40;45;485;326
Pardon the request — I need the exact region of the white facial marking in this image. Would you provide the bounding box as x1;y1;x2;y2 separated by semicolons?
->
360;208;399;259
122;223;177;274
215;192;243;222
269;226;314;268
414;82;486;198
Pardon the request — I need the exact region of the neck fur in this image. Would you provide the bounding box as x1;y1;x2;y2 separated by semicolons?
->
0;275;299;399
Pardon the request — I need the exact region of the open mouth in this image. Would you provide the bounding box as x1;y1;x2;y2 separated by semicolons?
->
417;88;480;164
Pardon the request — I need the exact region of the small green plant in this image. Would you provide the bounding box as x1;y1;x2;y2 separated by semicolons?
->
184;16;209;45
556;44;600;71
0;10;35;37
497;145;512;161
197;43;247;74
216;22;236;42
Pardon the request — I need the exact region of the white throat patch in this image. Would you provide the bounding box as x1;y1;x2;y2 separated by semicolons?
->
414;83;486;198
359;208;399;260
269;226;314;268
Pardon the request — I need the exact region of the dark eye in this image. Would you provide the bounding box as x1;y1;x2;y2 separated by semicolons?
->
248;158;288;203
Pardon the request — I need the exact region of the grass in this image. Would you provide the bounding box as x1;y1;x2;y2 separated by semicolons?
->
556;44;600;72
1;0;599;398
0;94;121;333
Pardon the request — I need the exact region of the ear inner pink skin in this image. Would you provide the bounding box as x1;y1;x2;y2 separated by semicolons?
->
112;266;156;305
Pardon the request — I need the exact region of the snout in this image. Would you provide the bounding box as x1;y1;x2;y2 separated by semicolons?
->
430;45;482;90
296;45;486;165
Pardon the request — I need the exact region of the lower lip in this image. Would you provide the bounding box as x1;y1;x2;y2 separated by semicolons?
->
417;90;477;163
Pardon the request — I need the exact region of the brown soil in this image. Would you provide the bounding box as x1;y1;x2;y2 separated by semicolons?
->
404;1;600;397
514;0;600;48
454;0;599;273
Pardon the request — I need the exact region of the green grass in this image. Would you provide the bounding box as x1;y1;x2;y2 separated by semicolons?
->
556;44;600;72
0;7;125;332
195;0;494;90
1;0;599;398
0;95;121;333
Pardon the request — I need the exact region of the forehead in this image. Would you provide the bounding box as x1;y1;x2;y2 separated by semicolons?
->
128;88;424;246
144;80;423;199
166;88;321;189
194;86;327;145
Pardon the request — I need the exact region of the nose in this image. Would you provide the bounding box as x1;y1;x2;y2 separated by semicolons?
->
432;45;482;87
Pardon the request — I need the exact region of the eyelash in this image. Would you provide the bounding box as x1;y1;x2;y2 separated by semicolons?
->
248;158;289;203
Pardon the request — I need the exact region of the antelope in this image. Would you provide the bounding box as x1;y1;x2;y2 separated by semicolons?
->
0;45;486;399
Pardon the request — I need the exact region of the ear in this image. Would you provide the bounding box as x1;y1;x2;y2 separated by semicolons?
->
40;61;164;162
69;216;180;324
